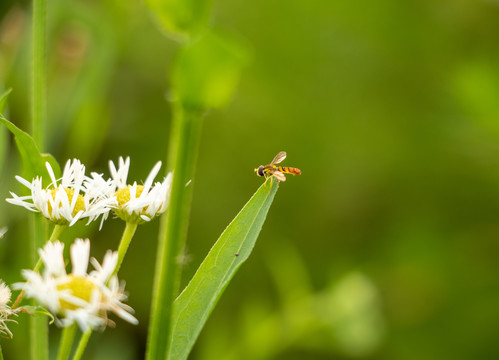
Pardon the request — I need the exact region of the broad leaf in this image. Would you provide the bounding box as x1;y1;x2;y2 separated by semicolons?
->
168;178;279;360
0;115;60;186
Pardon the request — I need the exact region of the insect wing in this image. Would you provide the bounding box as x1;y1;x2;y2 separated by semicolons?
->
270;151;287;165
273;171;287;182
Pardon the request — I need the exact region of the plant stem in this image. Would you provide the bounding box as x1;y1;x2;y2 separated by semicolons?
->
0;343;3;360
72;330;92;360
48;224;66;243
30;215;48;360
31;0;47;149
30;0;48;357
146;103;205;360
114;222;139;275
57;324;77;360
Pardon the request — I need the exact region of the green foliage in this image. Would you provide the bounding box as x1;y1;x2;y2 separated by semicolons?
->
2;0;499;359
0;115;60;186
145;0;212;40
172;29;250;109
146;105;205;360
169;178;279;360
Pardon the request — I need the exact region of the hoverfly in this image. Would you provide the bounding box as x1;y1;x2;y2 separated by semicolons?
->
254;151;302;182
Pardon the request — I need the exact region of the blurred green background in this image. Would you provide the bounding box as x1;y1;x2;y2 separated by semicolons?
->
1;0;499;359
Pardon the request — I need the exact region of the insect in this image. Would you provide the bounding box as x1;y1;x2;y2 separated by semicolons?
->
254;151;302;182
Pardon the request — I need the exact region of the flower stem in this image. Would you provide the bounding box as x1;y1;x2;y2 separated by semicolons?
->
30;215;48;360
114;222;139;275
48;224;66;243
57;324;77;360
0;343;4;360
72;329;92;360
146;103;205;360
30;0;48;357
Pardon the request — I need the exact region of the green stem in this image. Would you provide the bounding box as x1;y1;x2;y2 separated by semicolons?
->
31;215;48;360
146;104;205;360
48;224;66;243
0;343;4;360
72;330;92;360
114;222;139;275
31;0;47;148
30;0;48;357
57;324;77;360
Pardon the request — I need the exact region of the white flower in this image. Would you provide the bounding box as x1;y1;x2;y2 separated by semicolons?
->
14;239;138;331
0;281;16;338
6;159;114;226
87;157;173;224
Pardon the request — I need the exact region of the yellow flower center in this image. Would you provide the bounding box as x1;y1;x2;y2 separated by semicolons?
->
48;188;85;218
113;185;153;224
56;275;101;311
115;185;144;206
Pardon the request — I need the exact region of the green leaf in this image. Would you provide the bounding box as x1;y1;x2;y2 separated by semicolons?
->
145;0;212;40
0;115;60;186
168;178;279;360
172;29;251;109
21;305;55;324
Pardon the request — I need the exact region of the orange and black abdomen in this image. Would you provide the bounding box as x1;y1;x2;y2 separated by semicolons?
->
277;166;302;175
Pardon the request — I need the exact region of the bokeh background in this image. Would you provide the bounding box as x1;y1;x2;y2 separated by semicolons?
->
1;0;499;359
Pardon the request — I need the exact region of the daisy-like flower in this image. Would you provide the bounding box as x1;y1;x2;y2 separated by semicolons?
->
88;157;173;224
0;280;17;338
6;159;114;226
14;239;137;331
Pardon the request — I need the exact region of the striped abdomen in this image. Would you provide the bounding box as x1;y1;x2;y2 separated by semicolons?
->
276;166;301;175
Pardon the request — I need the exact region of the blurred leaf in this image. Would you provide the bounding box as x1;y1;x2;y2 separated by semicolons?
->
169;178;279;360
172;29;250;109
145;0;212;40
454;61;499;135
0;89;12;175
318;272;385;357
0;115;60;186
0;89;12;112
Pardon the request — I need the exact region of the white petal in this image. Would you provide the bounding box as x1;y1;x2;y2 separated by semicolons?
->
15;175;34;188
90;251;117;284
71;239;90;276
142;161;162;195
39;241;66;277
46;162;58;188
